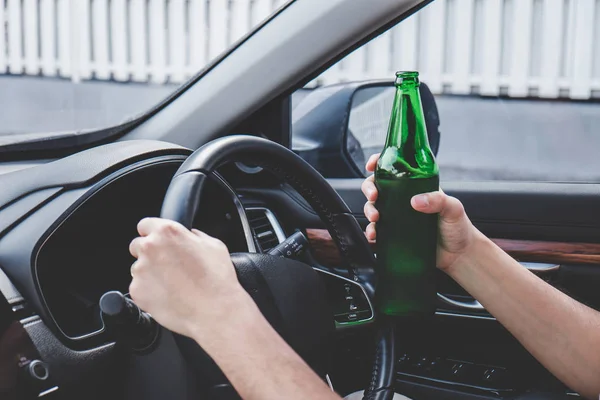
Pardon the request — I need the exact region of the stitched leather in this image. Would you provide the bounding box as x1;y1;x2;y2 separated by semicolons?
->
363;319;395;400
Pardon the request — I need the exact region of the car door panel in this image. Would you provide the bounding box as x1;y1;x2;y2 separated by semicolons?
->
239;177;600;397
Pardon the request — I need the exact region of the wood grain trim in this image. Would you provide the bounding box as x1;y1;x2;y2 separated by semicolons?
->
306;228;600;266
490;238;600;265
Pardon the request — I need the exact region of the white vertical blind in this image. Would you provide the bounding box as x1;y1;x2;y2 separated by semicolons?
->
480;0;502;95
539;0;564;98
168;0;186;82
7;0;23;74
395;13;418;72
452;0;475;94
23;0;39;75
208;0;228;60
189;0;208;72
129;0;148;82
149;0;167;83
570;0;595;98
111;0;129;81
421;0;446;93
0;0;5;73
230;0;251;44
40;0;56;76
507;0;533;97
57;0;71;77
92;0;110;79
0;0;598;99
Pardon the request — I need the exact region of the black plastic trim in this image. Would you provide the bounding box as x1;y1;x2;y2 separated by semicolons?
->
32;156;187;349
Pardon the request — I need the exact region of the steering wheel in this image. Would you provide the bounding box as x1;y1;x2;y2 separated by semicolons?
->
159;135;395;400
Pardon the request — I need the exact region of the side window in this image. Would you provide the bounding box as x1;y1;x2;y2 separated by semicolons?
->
294;0;600;182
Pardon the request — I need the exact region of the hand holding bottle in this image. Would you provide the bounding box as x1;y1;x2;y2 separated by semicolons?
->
362;153;480;273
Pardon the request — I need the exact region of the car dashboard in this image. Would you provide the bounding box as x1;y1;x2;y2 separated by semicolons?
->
0;140;297;398
0;139;580;400
35;159;253;342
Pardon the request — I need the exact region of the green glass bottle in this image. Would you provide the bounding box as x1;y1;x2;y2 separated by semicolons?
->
374;71;439;317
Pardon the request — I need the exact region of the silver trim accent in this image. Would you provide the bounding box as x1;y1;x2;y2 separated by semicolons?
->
521;262;560;273
211;173;257;253
437;293;485;311
313;268;375;328
435;311;496;321
245;207;287;245
38;386;59;397
326;374;334;391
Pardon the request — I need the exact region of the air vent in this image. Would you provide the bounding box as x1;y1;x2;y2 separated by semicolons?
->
245;208;285;253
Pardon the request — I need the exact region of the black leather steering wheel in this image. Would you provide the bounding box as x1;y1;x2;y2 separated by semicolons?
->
160;135;395;400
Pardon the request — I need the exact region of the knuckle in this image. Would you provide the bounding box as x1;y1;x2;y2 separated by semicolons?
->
159;221;183;237
215;239;229;253
139;237;155;253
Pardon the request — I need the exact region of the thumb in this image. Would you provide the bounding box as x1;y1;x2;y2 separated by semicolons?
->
411;191;465;223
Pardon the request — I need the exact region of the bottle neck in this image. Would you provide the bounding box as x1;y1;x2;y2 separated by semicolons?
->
384;85;429;151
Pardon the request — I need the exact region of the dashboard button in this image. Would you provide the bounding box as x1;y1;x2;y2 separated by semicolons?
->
28;360;49;381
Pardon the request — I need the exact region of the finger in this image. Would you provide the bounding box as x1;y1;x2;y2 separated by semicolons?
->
130;260;142;277
361;175;378;202
363;202;380;222
365;222;377;241
366;153;380;173
411;191;465;223
137;217;167;236
129;237;144;258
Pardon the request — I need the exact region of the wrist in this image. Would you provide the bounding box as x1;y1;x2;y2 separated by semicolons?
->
445;227;491;278
188;284;259;344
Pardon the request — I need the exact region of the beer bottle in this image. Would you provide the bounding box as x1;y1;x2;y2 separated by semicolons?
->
374;71;439;316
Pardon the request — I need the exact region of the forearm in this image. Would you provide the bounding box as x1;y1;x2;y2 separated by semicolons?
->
449;231;600;399
191;289;341;400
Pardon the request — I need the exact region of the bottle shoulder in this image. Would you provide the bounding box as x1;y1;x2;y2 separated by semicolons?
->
376;146;438;179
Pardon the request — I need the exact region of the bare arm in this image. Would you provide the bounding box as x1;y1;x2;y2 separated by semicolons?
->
362;153;600;399
128;218;341;400
190;290;341;400
449;231;600;399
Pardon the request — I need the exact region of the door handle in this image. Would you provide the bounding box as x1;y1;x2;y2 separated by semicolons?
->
437;293;485;310
520;262;560;274
437;263;560;311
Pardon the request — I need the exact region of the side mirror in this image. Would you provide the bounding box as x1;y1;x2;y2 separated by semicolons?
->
292;81;440;178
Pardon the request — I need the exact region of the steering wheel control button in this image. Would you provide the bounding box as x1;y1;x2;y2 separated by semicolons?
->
100;291;160;353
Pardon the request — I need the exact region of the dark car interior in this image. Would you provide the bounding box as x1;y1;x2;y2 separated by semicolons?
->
1;79;598;400
1;0;600;399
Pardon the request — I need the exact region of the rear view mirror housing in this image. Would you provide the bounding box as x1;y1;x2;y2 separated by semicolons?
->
292;80;440;178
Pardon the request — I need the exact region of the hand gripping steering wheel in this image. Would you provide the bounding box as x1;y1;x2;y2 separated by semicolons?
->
160;135;395;400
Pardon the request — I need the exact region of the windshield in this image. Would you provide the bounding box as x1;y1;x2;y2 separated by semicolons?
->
0;0;287;140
